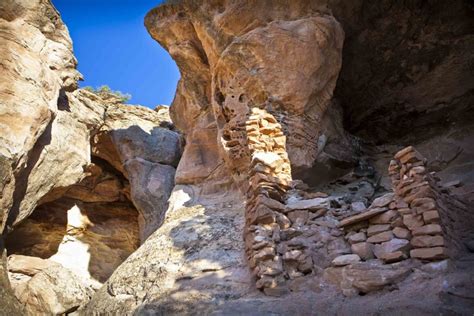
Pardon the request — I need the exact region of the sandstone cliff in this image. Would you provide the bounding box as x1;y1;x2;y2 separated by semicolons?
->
0;0;182;313
85;0;474;314
1;0;473;315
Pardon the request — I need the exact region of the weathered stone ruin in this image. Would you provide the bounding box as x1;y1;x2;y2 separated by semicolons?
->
339;146;452;265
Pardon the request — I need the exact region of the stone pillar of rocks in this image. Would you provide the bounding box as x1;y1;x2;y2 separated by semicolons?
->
243;108;313;296
389;146;448;260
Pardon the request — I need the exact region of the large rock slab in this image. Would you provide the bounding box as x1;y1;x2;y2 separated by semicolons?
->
85;185;248;314
16;264;93;315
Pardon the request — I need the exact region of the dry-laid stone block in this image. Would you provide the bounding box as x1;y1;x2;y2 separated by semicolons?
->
380;251;407;263
422;210;440;224
412;224;443;236
348;232;367;244
367;224;391;237
410;247;448;260
392;227;411;239
338;207;387;227
373;238;410;259
369;210;398;224
403;214;424;230
332;254;361;266
367;231;394;243
370;193;395;208
411;235;444;248
351;242;374;260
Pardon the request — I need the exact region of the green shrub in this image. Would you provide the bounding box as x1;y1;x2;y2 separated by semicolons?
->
82;85;131;103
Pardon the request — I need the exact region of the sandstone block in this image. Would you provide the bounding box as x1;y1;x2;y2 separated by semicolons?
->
410;247;448;260
373;238;410;259
370;193;395;208
390;217;404;228
287;210;309;225
338;208;387;227
412;224;443;236
397;207;412;215
367;224;391;237
411;235;444;248
286;197;330;212
348;232;367;244
332;254;361;266
392;227;411;239
394;146;415;160
403;214;424;229
411;197;436;207
351;242;374;260
367;231;394;243
380;251;407;263
422;210;440;224
369;210;398;224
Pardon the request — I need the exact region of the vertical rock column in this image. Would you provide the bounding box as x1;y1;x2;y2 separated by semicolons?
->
389;146;448;260
243;108;312;295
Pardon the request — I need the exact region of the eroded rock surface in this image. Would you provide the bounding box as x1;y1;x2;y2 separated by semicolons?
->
2;0;474;315
0;1;182;314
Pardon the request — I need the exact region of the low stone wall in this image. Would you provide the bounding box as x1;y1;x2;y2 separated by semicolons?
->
340;146;451;263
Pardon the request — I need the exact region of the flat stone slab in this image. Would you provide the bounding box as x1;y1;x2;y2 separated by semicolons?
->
286;197;331;211
332;254;361;266
338;207;388;227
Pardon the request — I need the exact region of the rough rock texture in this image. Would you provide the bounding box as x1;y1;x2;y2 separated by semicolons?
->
145;0;348;190
0;1;182;313
0;0;82;232
15;263;93;315
2;0;474;314
86;185;248;313
82;0;474;314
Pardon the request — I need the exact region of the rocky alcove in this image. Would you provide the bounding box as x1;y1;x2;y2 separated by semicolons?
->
1;0;473;314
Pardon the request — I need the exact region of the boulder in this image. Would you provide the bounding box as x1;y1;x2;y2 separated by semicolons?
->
351;201;366;212
16;264;93;315
324;260;417;294
7;255;60;277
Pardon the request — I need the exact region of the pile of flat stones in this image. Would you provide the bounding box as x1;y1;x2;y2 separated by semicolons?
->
243;107;340;295
337;146;448;265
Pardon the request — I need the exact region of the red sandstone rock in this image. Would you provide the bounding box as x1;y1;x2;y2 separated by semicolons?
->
410;247;448;260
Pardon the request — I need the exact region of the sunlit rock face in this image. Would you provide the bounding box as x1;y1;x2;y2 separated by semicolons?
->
0;1;182;313
145;0;347;188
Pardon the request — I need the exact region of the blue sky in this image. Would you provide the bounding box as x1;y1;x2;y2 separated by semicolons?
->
52;0;179;108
